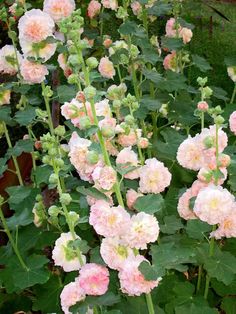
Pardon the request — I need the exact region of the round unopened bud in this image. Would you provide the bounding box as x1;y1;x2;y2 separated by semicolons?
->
48;205;60;216
113;99;121;109
197;76;208;87
49;173;58;184
103;38;112;48
202;86;213;99
84;86;96;99
130;45;139;59
36;194;43;202
42;155;51;165
197;101;209;112
214;106;222;115
87;150;99;164
67;74;78;85
34;140;42;150
68;211;80;226
48;147;58;156
54;158;64;168
125;115;135;125
68;54;79;66
214;115;225;125
101;126;115;138
203;136;214;149
55;125;66;137
79;116;91;129
60;193;72;206
86;57;98;69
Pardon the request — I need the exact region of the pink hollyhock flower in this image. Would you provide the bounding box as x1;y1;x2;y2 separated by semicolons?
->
179;27;193;44
126;189;143;210
197;101;209;111
116;147;140;179
100;237;135;270
89;200;130;237
0;45;22;75
177;180;207;220
210;208;236;239
60;282;86;314
123;212;159;249
95;98;111;117
105;140;119;156
68;132;102;182
103;38;113;48
118;255;160;296
19;38;57;62
77;263;109;296
98;56;115;79
200;125;228;154
0;90;11;106
131;1;142;16
229;111;236;135
193;185;235;225
177;136;204;171
58;53;72;77
197;167;227;185
20;59;48;84
87;0;101;19
99;117;117;138
102;0;118;10
139;158;171;194
43;0;75;22
138;137;149;149
92;166;116;190
117;129;141;147
163;51;179;72
52;232;86;272
18;9;54;43
218;154;231;168
165;18;182;37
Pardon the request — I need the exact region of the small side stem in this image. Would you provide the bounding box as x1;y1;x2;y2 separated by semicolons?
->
0;205;28;271
230;84;236;104
145;293;155;314
41;82;55;135
3;122;23;186
204;226;216;299
196;265;202;292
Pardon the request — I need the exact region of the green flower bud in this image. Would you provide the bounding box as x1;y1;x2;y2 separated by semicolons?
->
67;74;79;85
113;100;121;109
68;211;80;227
36;108;48;118
87;150;99;164
68;54;79;66
42;155;51;165
36;194;43;202
55;125;66;137
214;106;223;115
125;115;135;125
60;193;72;206
101;126;115;138
203;136;214;149
79;116;91;129
202;86;213;99
84;86;96;99
48;205;60;217
86;57;98;69
130;45;139;59
49;173;58;184
42;86;53;98
48;147;58;156
214;115;225;125
54;158;64;168
197;76;208;87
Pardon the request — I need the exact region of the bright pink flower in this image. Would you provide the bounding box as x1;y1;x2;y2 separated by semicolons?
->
98;56;115;79
52;232;86;272
165;18;182;37
89;200;130;237
77;263;109;295
126;189;143;210
43;0;75;22
116;147;140;179
118;255;160;296
139;158;171;194
163;51;179;72
193;185;235;225
60;282;85;314
87;0;101;19
229;111;236;135
18;9;54;43
122;212;159;249
100;237;135;270
20;59;48;84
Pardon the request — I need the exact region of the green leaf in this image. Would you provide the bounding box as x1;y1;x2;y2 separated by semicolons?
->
160;215;183;234
33;275;63;313
138;261;159;281
228;158;236;192
134;194;164;214
34;165;52;186
221;297;236;314
161;37;183;51
159;71;187;92
192;54;212;72
7;139;34;157
14;106;36;126
142;68;163;85
6;208;33;229
148;2;172;16
211;277;236;297
0;157;8;176
119;21;138;35
57;85;77;103
77;186;109;201
140;96;161;111
204;251;236;285
211;86;229;101
175;302;218;314
0;106;15;126
186;220;211;240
